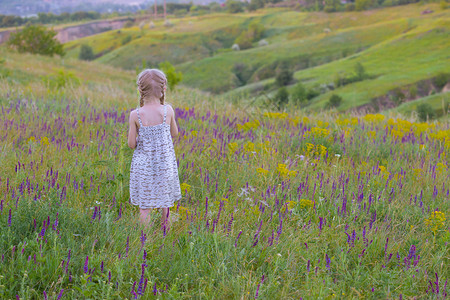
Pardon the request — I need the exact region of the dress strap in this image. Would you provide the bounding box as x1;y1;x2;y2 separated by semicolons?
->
163;105;167;124
136;108;143;126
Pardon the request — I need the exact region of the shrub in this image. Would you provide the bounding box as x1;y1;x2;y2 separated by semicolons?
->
121;35;132;45
78;44;95;61
43;68;81;90
346;3;356;10
159;61;183;91
124;20;134;28
440;0;448;9
275;63;293;87
355;0;371;10
290;82;307;105
325;94;343;109
417;103;436;121
391;87;406;105
249;0;265;11
306;88;320;100
7;24;65;57
432;73;449;90
354;62;367;80
409;84;418;99
232;63;252;86
234;23;265;50
227;0;244;13
274;87;289;109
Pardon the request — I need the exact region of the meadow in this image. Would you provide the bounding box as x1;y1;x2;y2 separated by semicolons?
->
0;47;449;298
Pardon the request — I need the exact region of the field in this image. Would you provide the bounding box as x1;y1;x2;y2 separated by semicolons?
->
0;46;449;298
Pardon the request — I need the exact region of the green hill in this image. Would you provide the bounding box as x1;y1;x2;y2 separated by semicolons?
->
61;3;449;113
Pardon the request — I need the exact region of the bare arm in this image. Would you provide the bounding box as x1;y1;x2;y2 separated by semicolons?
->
128;110;138;149
168;105;178;138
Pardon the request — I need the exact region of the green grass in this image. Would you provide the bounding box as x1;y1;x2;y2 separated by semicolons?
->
1;48;449;298
388;92;450;119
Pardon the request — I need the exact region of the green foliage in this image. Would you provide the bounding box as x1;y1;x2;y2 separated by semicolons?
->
290;82;308;105
334;62;371;87
121;35;132;46
234;23;265;50
306;88;320;100
42;68;81;90
346;3;356;10
232;63;253;86
275;63;293;87
324;0;342;12
440;0;448;9
7;24;65;57
416;103;436;121
0;57;10;79
0;11;101;28
325;94;343;108
391;87;406;105
355;0;372;11
159;61;183;91
78;44;95;61
249;0;265;11
355;62;366;80
274;87;289;109
409;84;418;99
227;0;245;13
432;72;449;90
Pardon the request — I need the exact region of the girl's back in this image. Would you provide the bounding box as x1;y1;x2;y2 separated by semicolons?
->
127;69;181;215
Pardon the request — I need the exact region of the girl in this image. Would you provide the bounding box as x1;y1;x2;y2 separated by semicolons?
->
127;69;182;232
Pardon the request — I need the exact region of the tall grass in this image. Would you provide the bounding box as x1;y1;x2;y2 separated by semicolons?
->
0;66;449;298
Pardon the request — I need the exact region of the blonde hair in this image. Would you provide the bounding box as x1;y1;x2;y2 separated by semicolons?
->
136;69;167;107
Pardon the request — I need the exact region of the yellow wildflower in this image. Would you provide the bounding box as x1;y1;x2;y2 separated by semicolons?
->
41;137;49;146
424;211;446;234
228;142;238;154
180;183;191;195
256;168;269;175
244;142;255;153
299;199;314;210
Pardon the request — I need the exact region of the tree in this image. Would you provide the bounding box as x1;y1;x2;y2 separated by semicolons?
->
159;61;183;91
232;63;252;86
355;0;371;11
275;63;293;87
354;62;366;80
291;82;307;105
7;24;65;57
79;44;95;61
227;0;244;13
274;87;289;110
234;23;265;50
432;72;449;90
325;94;343;109
417;103;436;122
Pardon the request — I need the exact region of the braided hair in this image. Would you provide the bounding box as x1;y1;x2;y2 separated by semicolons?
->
136;69;167;107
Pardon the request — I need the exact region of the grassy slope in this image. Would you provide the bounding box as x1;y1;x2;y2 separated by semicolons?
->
388;92;450;119
61;3;449;111
229;16;449;111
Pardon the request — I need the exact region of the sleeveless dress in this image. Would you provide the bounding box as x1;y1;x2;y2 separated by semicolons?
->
129;105;182;209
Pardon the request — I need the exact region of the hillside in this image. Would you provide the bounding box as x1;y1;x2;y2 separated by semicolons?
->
1;46;450;298
62;3;450;114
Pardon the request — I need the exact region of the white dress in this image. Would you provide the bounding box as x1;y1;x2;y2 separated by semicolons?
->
129;105;182;209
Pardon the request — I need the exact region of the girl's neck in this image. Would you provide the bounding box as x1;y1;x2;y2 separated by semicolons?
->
142;97;161;106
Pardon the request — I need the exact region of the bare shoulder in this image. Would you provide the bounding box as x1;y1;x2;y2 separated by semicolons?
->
129;109;139;122
165;103;175;116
